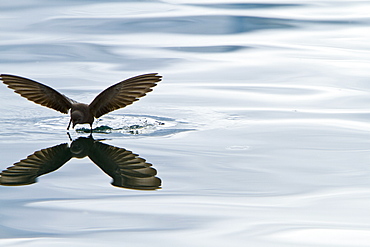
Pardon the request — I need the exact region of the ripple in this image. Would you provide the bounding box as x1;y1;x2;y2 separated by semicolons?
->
188;3;302;10
0;43;178;70
35;114;191;136
226;145;250;151
34;15;295;35
31;13;365;37
269;228;370;246
164;45;248;53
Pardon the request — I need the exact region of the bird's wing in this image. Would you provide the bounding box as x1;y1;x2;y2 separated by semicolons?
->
0;143;72;186
88;141;161;190
89;73;161;118
1;74;75;114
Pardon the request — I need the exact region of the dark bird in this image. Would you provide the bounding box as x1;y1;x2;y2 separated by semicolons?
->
0;135;161;190
0;73;162;130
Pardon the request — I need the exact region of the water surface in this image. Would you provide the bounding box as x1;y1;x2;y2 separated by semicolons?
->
1;1;370;246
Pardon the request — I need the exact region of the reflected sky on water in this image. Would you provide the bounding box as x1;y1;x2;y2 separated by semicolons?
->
1;1;370;246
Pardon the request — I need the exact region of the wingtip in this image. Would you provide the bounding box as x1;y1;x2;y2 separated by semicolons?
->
144;72;162;79
1;74;18;79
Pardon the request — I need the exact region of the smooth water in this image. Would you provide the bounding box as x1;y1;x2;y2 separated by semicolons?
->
1;1;370;246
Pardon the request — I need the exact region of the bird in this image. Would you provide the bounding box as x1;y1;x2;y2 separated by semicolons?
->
1;73;162;130
0;135;161;190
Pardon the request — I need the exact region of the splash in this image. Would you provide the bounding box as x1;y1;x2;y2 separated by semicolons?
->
35;115;181;136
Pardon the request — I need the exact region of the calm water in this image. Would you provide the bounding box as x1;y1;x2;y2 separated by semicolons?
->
1;1;370;246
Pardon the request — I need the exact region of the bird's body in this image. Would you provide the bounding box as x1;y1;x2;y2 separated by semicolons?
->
0;73;162;130
69;103;95;129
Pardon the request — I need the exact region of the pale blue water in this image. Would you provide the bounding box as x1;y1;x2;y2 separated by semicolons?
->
1;1;370;246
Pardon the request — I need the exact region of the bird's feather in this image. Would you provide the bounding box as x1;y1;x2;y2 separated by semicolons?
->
89;73;161;118
0;143;72;186
88;141;161;190
1;74;75;114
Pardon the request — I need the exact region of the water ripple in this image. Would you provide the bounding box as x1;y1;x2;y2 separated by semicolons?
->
188;3;303;10
163;45;249;53
33;15;295;35
35;114;191;137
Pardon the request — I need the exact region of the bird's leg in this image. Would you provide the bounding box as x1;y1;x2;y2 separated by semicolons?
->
67;118;72;130
90;123;93;134
67;132;73;141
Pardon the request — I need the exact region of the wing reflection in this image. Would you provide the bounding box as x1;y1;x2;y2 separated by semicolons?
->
0;135;161;190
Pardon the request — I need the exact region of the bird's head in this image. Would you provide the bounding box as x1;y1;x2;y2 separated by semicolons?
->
71;110;83;128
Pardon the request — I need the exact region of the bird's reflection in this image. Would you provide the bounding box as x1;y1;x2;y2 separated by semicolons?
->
0;135;161;190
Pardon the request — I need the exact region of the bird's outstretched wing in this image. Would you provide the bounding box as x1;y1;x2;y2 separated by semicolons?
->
1;74;75;114
0;143;72;186
89;73;161;118
88;141;161;190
